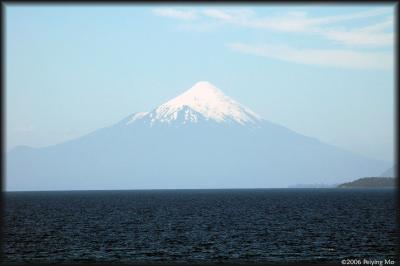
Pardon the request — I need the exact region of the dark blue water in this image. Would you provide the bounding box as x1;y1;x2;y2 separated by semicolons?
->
2;189;397;264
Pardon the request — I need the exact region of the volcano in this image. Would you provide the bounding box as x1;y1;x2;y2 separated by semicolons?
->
6;81;389;191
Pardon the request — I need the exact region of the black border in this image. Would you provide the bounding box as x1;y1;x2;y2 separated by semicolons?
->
1;1;398;266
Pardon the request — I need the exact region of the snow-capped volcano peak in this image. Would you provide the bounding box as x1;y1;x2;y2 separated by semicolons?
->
124;81;264;126
179;81;226;101
150;81;263;125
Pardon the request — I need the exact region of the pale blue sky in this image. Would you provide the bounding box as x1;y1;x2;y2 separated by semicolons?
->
6;4;395;163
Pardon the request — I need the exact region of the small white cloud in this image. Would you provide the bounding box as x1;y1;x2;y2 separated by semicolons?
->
152;8;197;20
323;29;393;47
228;42;393;70
323;17;394;47
202;9;253;21
306;7;392;26
203;9;233;20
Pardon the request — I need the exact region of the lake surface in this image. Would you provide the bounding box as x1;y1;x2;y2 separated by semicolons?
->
2;189;397;264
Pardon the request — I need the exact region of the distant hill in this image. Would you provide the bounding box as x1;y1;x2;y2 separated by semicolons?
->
338;177;395;188
380;166;396;177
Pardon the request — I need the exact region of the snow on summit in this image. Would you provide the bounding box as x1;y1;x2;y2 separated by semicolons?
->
127;81;263;126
